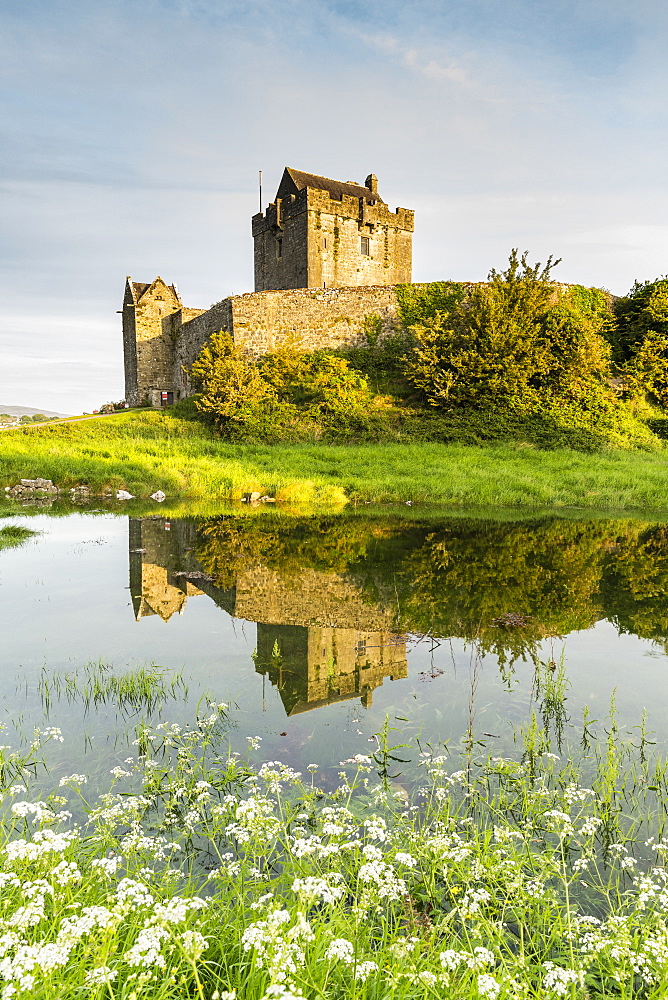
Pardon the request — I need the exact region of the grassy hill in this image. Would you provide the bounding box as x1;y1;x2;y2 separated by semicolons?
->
2;408;668;510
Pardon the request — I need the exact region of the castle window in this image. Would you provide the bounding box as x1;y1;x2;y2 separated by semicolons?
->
323;237;327;249
355;639;367;656
360;236;370;256
276;238;283;259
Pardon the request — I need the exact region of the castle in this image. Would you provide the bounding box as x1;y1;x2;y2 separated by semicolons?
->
123;168;415;407
129;517;407;714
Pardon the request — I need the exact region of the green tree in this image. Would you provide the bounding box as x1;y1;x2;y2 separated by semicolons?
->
404;250;614;414
614;278;668;404
190;331;277;429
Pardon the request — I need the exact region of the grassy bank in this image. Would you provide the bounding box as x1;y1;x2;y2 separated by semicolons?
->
3;409;668;509
5;703;668;998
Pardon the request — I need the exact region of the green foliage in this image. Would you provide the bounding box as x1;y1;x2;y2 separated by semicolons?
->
614;278;668;403
404;251;611;410
190;333;372;441
0;525;37;551
190;332;277;429
3;409;668;507
395;280;467;327
395;252;656;450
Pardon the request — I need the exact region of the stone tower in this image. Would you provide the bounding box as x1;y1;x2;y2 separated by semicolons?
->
252;168;414;292
122;277;204;406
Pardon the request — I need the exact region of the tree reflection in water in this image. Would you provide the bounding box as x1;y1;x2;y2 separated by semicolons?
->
129;513;668;714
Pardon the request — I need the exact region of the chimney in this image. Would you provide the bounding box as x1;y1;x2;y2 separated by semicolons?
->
365;173;378;196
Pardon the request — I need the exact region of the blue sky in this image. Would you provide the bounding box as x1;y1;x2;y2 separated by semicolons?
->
1;0;667;412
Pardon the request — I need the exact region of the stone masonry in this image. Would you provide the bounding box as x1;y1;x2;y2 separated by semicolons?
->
252;168;414;291
122;168;415;406
173;284;410;398
122;277;204;406
129;517;408;714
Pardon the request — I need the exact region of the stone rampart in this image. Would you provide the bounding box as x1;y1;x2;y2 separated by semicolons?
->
174;283;421;397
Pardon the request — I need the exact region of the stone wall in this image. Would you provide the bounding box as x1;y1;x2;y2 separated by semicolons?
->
175;300;233;398
252;194;309;292
173;283;416;397
305;188;413;288
123;278;205;406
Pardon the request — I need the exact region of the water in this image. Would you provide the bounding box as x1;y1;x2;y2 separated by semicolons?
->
2;508;668;785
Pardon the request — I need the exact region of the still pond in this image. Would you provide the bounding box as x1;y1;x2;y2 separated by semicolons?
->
2;507;668;785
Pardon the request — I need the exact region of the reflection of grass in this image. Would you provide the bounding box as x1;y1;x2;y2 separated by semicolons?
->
3;409;668;507
0;525;37;550
38;661;187;717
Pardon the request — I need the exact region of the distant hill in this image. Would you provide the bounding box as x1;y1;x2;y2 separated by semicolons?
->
0;405;73;419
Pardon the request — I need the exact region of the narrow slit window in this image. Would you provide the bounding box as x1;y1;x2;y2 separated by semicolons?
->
276;238;283;259
360;236;370;256
323;237;327;249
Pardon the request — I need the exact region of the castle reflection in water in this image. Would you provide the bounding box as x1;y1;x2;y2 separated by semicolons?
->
129;518;407;715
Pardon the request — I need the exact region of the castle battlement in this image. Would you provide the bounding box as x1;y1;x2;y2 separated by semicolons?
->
252;168;413;292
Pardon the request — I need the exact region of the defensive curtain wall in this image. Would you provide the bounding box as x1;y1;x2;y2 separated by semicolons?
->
123;279;416;406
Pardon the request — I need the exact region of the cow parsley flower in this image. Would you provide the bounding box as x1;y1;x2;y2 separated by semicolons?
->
354;961;378;981
85;967;117;984
325;938;354;963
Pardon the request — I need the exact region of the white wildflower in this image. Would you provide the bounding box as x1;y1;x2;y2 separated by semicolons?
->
477;972;500;999
124;925;169;968
291;874;345;905
363;816;387;841
354;960;378;981
542;963;584;995
181;930;207;959
85;966;117;984
325;938;355;963
91;856;121;876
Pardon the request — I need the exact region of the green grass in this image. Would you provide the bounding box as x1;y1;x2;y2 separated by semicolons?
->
4;701;668;998
3;409;668;509
0;524;38;550
36;660;188;718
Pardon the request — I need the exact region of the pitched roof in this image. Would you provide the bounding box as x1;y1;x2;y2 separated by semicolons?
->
131;282;150;300
126;277;181;304
277;167;383;205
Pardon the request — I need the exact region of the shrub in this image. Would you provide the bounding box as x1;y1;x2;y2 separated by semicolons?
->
614;278;668;403
403;251;614;412
190;331;278;430
190;336;372;440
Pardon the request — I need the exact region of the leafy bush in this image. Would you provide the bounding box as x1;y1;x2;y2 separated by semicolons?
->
390;251;656;450
613;278;668;403
403;251;614;411
190;334;372;440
